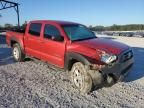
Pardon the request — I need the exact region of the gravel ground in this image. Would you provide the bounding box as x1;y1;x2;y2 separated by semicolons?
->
0;34;144;108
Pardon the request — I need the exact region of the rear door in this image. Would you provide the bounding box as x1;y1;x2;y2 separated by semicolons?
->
41;24;66;68
24;23;43;59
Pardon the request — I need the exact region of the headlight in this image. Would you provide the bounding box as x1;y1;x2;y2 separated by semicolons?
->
101;53;117;64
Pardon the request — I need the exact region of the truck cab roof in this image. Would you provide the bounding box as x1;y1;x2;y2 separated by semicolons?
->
30;20;80;25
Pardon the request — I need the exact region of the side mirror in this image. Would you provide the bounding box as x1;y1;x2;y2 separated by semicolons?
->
51;35;64;42
92;31;96;35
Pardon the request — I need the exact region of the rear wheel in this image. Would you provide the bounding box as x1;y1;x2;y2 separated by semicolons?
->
70;62;92;94
12;43;25;62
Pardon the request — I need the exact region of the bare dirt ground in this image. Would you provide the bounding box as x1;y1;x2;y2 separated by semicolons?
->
0;34;144;108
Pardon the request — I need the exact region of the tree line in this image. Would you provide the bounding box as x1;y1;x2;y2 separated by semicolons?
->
0;21;27;30
89;24;144;31
1;23;144;31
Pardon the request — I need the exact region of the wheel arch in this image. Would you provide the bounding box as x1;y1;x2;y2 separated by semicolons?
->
65;52;91;71
10;37;24;53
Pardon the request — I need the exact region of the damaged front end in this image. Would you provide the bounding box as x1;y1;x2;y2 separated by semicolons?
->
88;49;134;87
89;49;118;70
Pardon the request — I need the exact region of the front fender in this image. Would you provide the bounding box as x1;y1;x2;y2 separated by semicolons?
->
65;52;91;70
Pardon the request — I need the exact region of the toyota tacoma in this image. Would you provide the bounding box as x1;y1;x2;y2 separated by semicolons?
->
6;20;134;93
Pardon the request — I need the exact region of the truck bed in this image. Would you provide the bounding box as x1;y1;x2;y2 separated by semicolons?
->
11;29;25;33
6;30;25;47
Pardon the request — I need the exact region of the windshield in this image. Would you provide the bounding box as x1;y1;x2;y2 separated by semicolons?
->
63;24;96;41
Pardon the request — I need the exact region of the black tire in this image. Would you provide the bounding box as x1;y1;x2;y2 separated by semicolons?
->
70;62;92;94
12;43;25;62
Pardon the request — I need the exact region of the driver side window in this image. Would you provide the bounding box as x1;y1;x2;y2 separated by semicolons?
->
44;24;61;40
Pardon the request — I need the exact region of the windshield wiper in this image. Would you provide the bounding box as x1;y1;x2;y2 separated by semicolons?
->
72;36;97;41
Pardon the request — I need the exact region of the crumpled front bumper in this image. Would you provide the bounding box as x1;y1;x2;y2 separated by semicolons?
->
90;49;134;81
101;57;134;81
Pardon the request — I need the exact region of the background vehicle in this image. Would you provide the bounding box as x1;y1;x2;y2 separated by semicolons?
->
112;32;120;36
6;20;134;93
120;32;134;37
134;32;144;38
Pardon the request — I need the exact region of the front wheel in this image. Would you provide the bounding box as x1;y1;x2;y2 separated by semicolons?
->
70;62;92;94
12;43;25;62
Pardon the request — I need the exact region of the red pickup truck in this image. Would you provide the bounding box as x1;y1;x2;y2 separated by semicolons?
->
6;20;134;93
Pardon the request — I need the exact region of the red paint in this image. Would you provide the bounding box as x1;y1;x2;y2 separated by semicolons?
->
6;20;130;68
72;38;129;55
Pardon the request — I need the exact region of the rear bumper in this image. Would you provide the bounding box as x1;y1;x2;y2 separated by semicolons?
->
101;57;134;80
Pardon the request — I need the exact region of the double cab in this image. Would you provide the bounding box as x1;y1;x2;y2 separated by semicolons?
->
6;20;134;93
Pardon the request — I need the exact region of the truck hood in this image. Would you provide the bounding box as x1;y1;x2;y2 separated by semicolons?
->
74;38;129;55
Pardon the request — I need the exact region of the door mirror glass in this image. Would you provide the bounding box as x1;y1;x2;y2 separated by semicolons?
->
51;35;64;42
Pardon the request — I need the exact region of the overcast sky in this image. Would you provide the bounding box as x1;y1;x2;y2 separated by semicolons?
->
0;0;144;26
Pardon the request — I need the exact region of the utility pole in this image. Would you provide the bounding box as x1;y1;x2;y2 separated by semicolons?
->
0;0;20;28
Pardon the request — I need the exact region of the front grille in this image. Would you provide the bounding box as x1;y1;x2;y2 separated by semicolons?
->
120;50;133;63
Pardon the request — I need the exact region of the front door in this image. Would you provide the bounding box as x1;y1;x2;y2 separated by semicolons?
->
41;24;66;68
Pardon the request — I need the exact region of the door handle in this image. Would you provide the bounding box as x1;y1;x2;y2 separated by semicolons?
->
39;41;45;44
